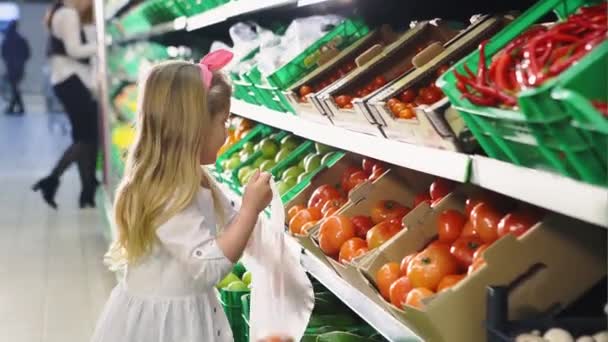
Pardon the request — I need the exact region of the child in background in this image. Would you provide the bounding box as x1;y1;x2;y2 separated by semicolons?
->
91;50;273;342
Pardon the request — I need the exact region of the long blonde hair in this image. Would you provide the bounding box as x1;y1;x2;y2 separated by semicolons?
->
109;60;232;267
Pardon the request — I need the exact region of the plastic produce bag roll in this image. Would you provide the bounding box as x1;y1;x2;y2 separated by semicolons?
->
242;180;314;342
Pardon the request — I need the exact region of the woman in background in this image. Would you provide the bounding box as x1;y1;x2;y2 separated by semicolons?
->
1;20;30;115
33;0;99;209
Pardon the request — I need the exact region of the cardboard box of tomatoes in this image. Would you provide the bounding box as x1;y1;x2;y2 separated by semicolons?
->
366;15;511;152
285;155;392;269
357;191;607;342
283;26;400;124
318;21;457;135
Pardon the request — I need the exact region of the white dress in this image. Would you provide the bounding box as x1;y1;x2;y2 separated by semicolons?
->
91;187;238;342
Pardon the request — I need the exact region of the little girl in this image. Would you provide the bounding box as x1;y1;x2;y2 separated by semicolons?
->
91;50;273;342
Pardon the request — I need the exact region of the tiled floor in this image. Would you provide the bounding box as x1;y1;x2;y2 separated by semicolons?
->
0;111;115;342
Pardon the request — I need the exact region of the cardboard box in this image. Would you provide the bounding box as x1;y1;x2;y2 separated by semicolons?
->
358;193;607;342
366;16;510;151
283;26;400;124
318;21;457;135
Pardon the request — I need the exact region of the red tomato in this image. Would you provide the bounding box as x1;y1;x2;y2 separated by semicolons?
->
287;204;306;222
339;237;368;264
370;200;410;224
400;253;416;276
289;207;322;235
335;95;353;108
470;202;502;244
300;220;319;235
369;167;385;181
405;287;434;309
387;98;400;108
465;197;483;217
497;209;541;238
375;262;401;300
391;102;409;116
389;276;414;308
436;65;450;77
362;158;380;175
366;218;403;249
308;185;342;210
318;215;355;257
341;166;363;193
437;209;467;243
397;107;416;119
437;274;464;292
399;89;417;103
373;76;387;88
353;246;369;259
352;215;374;239
413;193;432;207
429;178;455;200
346;171;368;194
344;103;354;109
407;244;459;291
460;220;478;238
450;236;484;268
299;85;313;97
321;198;346;217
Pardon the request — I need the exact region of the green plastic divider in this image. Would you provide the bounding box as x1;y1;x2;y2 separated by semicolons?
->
437;0;606;186
219;289;250;342
281;151;345;203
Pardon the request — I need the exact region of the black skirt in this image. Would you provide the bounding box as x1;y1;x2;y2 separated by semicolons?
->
53;75;99;145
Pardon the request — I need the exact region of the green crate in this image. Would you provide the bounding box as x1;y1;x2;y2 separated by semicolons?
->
551;41;608;168
438;0;606;185
219;289;249;342
174;0;229;17
266;18;370;90
243;67;294;113
281;151;344;203
215;124;273;173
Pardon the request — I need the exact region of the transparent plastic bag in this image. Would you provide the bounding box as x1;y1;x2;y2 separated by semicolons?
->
242;181;314;342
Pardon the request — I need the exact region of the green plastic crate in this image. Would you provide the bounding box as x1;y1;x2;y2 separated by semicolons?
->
243;66;294;113
174;0;228;17
215;124;273;173
281;151;344;204
551;41;608;168
438;0;606;185
266;18;370;90
219;289;250;342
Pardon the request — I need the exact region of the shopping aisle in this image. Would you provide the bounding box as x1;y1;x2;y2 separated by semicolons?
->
0;112;115;342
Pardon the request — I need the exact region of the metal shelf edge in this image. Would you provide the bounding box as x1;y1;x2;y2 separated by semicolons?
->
470;156;608;228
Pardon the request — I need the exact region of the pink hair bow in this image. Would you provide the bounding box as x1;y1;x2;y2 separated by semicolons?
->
198;49;234;89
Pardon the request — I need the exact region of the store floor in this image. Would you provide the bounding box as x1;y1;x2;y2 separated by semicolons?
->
0;109;115;342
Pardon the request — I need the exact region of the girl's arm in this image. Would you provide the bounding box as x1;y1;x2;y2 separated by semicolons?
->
216;171;272;262
53;8;97;59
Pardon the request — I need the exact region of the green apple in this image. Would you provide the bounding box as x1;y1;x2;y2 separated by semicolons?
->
238;166;253;184
253;156;267;168
315;142;333;154
241;169;256;184
225;155;241;170
239;149;252;161
282;166;305;180
283;175;297;189
242;141;255;153
232;262;247;278
280;135;300;151
297;171;313;183
225;280;249;292
242;271;252;286
220;159;230;170
276;181;291;195
304;154;322;173
274;147;292;163
259;160;276;172
256;138;279;158
299;153;315;169
321;151;340;165
268;132;282;141
216;273;240;289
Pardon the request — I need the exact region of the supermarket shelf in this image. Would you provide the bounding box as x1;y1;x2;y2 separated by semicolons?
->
231;100;608;227
105;0;134;20
112;17;187;45
470;156;608;228
231;99;471;182
187;0;294;31
301;252;421;342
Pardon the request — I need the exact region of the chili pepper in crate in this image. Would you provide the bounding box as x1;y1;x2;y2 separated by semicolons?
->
592;101;608;117
453;2;607;108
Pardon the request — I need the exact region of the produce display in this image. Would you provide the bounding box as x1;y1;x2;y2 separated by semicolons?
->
452;3;607;108
101;0;608;341
373;190;544;310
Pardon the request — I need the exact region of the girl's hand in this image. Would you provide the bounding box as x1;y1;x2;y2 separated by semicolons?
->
242;170;272;214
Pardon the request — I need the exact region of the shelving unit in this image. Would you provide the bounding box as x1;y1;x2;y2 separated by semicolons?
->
96;0;608;340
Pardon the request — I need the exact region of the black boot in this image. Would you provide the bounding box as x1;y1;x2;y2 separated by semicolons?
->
79;178;99;209
32;176;59;209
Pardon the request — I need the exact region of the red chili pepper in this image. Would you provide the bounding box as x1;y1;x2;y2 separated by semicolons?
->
494;53;513;91
462;93;498;106
477;40;489;83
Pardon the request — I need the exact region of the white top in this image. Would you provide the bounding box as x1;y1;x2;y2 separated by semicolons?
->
49;6;97;89
91;187;238;342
